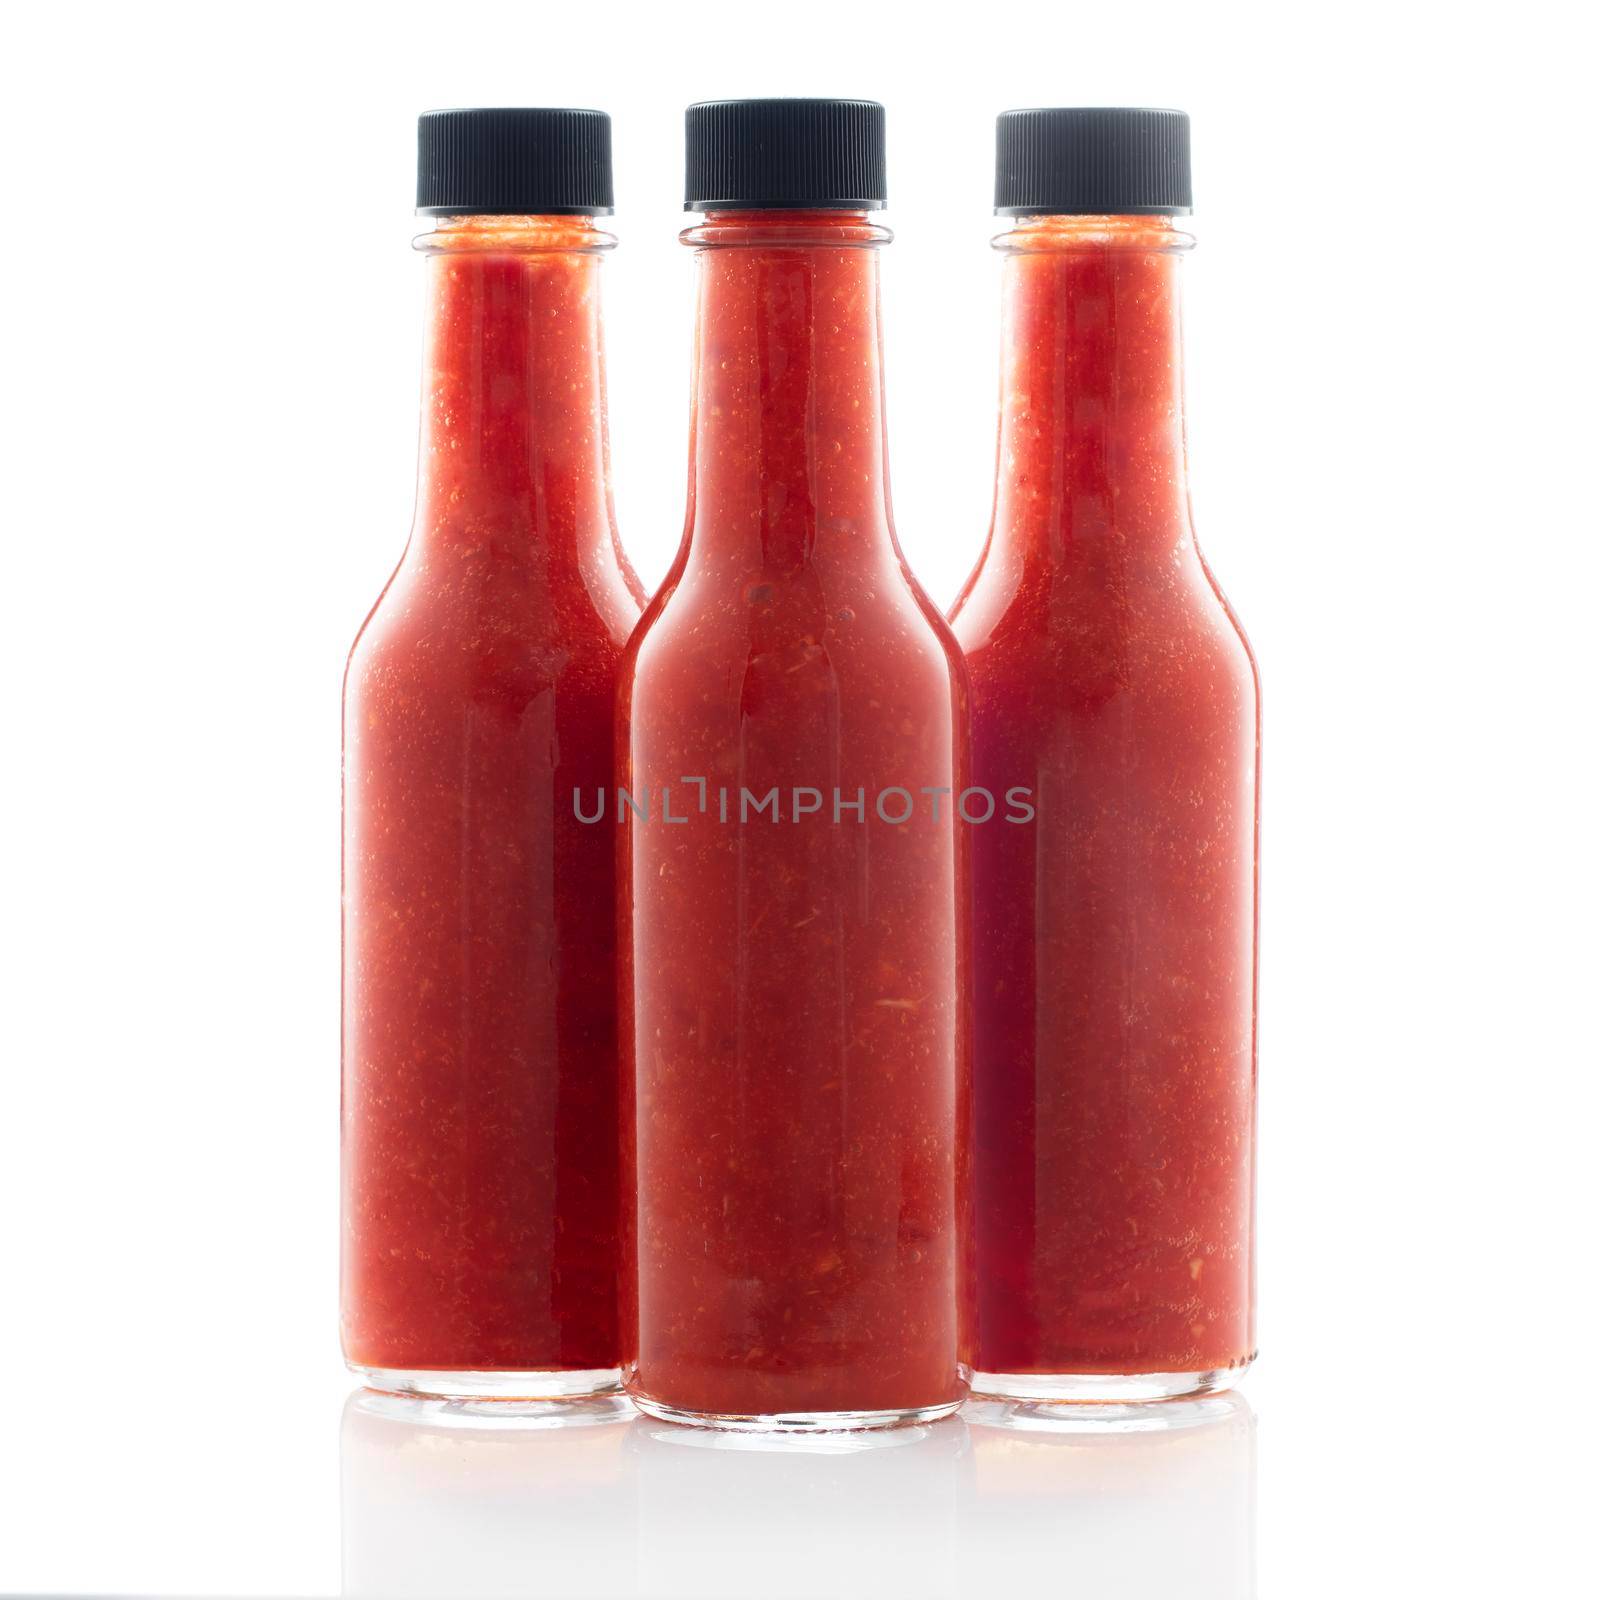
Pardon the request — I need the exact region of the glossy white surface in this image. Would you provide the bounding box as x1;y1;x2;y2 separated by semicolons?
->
0;1356;1591;1596
342;1392;1254;1599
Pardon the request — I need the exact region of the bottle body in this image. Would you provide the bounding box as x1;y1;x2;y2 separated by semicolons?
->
620;213;972;1428
951;216;1258;1397
342;216;642;1396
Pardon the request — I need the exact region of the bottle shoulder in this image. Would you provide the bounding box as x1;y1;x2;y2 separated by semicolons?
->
954;538;1256;698
626;557;965;692
347;541;639;697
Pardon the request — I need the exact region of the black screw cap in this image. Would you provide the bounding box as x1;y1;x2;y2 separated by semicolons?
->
417;108;613;216
686;98;886;211
995;108;1191;217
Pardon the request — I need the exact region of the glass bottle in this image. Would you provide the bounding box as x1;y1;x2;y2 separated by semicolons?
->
343;109;642;1398
619;99;972;1431
951;109;1260;1401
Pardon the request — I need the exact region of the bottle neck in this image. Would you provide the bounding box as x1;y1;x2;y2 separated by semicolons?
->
991;214;1194;566
681;210;895;573
412;214;619;572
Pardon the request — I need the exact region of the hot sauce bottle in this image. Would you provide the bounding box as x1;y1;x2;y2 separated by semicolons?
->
342;109;643;1399
618;99;972;1431
950;109;1260;1401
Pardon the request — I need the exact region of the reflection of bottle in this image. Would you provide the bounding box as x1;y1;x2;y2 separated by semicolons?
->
340;1390;635;1598
342;109;642;1400
620;99;971;1432
959;1394;1256;1598
951;109;1259;1401
627;1415;967;1599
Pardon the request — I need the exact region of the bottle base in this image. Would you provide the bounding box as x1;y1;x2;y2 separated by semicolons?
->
965;1391;1249;1434
348;1386;633;1429
969;1359;1252;1404
630;1394;963;1434
351;1363;624;1403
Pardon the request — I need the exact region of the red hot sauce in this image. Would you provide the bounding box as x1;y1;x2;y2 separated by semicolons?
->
950;110;1260;1399
342;111;641;1398
618;101;972;1431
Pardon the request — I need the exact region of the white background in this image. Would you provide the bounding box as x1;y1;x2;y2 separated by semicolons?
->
2;1;1595;1595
